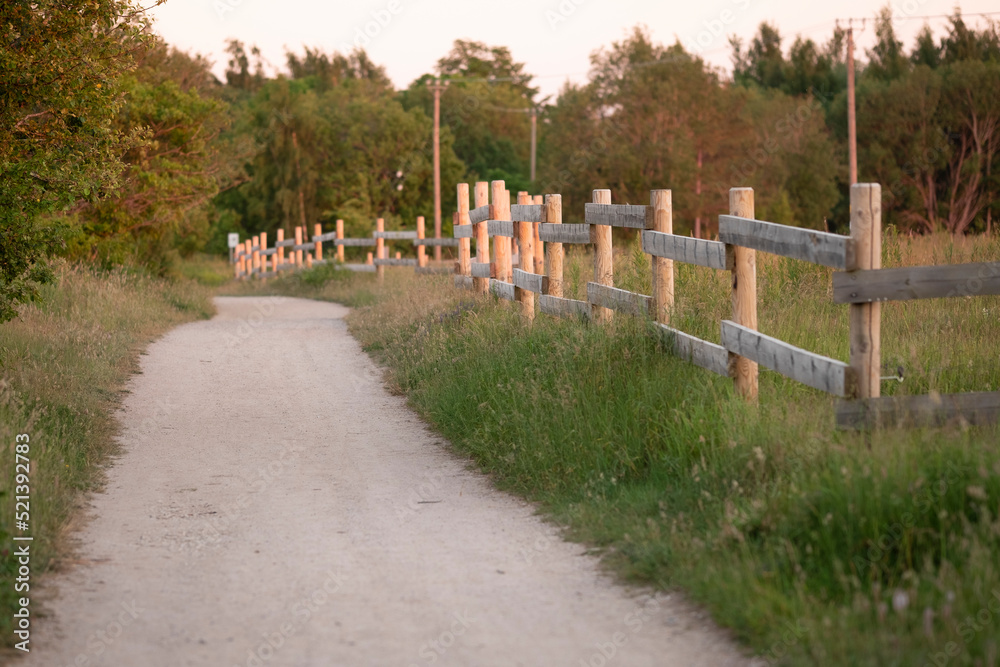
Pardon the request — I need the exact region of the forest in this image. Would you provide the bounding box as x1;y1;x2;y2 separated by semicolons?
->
2;1;999;321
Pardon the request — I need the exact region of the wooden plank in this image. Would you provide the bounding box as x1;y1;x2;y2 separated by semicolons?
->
292;242;315;251
471;262;494;279
510;204;546;222
489;279;515;301
718;215;854;270
373;258;418;266
343;263;375;272
333;238;376;247
586;282;652;318
454;275;474;290
373;230;418;240
487;220;515;238
468;205;490;224
836;391;1000;429
275;239;297;248
314;231;339;243
512;268;548;294
415;266;453;275
641;230;731;270
413;238;460;247
453;224;474;239
539;294;590;319
584;203;652;229
653;323;730;377
538;223;591;244
260;248;277;256
832;262;1000;303
720;320;854;396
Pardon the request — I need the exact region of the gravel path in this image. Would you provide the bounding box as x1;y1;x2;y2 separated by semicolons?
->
23;296;746;666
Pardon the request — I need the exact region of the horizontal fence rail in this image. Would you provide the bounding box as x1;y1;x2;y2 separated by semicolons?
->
718;216;855;270
832;261;1000;303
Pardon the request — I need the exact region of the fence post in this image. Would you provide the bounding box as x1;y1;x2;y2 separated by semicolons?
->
417;216;427;268
335;219;344;263
260;232;268;277
591;189;613;323
366;252;373;266
545;194;563;297
276;229;285;267
474;182;490;293
294;227;303;266
491;181;510;282
849;183;882;399
504;189;513;280
729;187;758;401
314;223;322;262
376;217;385;281
533;194;545;274
457;183;472;278
517;192;535;322
650;190;674;324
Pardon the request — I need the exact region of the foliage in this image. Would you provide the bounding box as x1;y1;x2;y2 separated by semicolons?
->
0;0;152;321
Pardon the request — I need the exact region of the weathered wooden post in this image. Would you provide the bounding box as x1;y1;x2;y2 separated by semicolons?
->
503;189;513;280
517;192;535;322
260;232;268;276
276;229;285;267
474;181;490;293
366;252;373;265
376;217;385;281
533;194;544;274
395;251;402;260
294;227;303;266
650;189;674;324
417;216;427;268
729;187;758;401
850;183;882;399
335;219;345;263
457;183;472;278
545;194;563;297
314;223;322;262
491;180;510;282
591;189;613;323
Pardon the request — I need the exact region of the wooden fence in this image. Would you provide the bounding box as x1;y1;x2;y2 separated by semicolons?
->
230;181;999;430
447;180;1000;430
232;216;456;280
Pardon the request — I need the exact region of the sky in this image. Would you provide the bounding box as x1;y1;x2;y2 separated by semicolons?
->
149;0;999;99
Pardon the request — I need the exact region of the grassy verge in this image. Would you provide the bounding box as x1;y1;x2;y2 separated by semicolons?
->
191;235;1000;664
0;262;214;647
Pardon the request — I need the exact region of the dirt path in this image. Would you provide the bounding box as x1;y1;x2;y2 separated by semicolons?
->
24;296;746;667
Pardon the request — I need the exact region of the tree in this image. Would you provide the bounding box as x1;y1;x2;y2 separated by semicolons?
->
865;7;910;82
400;40;538;192
0;0;152;321
69;38;236;270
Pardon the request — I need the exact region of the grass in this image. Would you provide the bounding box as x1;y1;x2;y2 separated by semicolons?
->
242;232;1000;666
0;262;214;648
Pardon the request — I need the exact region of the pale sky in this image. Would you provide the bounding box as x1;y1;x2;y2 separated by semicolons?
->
149;0;999;99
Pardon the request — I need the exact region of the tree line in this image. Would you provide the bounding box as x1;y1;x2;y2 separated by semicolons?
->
2;1;998;320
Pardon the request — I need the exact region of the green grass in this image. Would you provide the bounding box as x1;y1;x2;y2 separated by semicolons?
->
0;262;214;648
245;234;1000;665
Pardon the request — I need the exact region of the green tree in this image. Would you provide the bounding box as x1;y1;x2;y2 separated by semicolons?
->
865;7;911;82
0;0;152;321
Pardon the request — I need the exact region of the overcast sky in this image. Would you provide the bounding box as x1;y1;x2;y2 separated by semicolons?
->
149;0;998;99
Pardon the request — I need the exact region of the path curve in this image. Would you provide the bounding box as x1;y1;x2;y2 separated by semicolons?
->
24;296;746;666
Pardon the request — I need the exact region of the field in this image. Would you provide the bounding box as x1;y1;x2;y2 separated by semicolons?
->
230;232;1000;665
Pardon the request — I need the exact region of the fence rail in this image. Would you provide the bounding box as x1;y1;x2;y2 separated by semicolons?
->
230;179;997;431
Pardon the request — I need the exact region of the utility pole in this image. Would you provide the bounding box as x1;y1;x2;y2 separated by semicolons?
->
428;78;446;261
847;24;858;186
529;107;537;183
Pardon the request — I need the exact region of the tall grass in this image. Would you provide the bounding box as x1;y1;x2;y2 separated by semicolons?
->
0;262;213;647
173;234;1000;664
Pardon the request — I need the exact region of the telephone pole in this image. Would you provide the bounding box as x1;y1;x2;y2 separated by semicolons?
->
529;107;537;183
847;25;857;185
428;78;447;261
